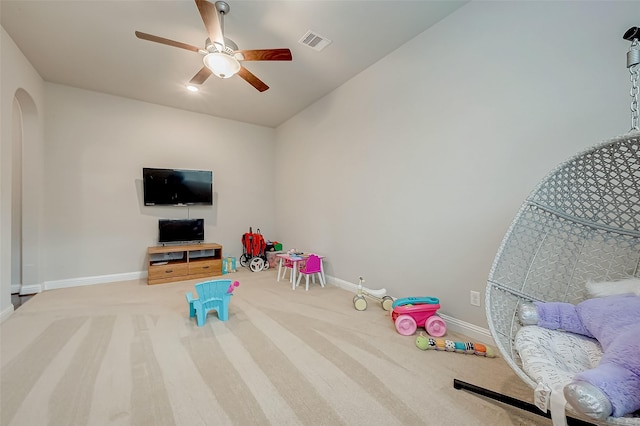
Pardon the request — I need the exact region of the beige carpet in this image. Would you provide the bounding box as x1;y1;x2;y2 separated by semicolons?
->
1;268;556;426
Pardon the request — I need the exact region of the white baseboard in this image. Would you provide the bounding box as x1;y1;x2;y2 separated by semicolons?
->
328;275;361;292
44;271;147;290
326;275;495;346
1;304;15;323
20;284;43;295
11;283;42;295
438;313;494;345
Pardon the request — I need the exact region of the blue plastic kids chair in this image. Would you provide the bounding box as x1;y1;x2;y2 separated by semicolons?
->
186;279;239;326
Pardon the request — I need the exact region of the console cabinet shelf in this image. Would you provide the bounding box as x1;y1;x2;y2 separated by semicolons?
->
147;243;222;285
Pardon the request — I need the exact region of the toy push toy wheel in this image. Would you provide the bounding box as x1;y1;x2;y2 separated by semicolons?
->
425;315;447;337
353;295;367;311
249;257;265;272
381;296;394;311
395;314;417;336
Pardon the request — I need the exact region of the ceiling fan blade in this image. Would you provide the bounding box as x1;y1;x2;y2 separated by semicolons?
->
189;67;213;85
135;31;201;53
195;0;225;49
237;66;269;92
235;49;292;61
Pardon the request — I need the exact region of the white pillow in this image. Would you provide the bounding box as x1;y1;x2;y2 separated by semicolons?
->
586;278;640;298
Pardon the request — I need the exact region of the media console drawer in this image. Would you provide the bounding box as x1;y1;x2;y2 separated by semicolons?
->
148;263;189;280
147;243;223;285
189;259;221;275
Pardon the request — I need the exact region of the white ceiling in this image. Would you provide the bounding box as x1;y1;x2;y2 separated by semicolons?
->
1;0;466;128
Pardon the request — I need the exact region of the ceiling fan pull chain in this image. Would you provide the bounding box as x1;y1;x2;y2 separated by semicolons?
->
624;28;640;131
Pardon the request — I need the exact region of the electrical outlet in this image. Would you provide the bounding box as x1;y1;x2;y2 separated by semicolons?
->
470;290;481;307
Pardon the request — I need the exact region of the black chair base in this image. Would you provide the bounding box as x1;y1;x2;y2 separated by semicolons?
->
453;379;596;426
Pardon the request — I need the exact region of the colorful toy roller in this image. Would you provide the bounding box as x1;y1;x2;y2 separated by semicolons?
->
415;333;496;357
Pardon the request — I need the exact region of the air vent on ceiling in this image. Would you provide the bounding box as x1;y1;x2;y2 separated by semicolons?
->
298;30;332;52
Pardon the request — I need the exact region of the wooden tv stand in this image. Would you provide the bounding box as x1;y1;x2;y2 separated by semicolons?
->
147;243;222;285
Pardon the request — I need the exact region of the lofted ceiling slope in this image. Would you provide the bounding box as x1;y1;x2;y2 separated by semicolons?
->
1;0;467;127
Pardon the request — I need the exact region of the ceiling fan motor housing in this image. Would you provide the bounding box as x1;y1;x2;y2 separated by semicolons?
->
205;37;238;54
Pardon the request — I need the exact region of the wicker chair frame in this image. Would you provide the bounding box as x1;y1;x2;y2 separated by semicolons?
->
456;131;640;425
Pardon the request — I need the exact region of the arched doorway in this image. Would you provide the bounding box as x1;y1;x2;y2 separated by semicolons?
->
10;89;41;303
11;97;23;295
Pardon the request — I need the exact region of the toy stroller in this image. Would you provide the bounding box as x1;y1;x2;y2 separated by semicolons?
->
240;227;268;272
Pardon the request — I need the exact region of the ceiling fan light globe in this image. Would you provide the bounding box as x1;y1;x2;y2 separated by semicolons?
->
203;52;240;79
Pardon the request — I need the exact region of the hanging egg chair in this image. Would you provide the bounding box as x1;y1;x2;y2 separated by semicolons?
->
455;28;640;426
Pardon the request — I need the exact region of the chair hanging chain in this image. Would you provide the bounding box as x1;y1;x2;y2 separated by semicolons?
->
627;38;640;131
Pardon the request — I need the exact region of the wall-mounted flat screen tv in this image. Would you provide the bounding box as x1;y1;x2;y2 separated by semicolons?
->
143;167;213;206
158;218;205;244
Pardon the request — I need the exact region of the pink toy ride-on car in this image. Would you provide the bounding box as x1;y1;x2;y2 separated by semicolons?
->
391;297;446;336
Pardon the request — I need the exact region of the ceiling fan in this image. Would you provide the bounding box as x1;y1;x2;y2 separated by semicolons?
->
135;0;292;92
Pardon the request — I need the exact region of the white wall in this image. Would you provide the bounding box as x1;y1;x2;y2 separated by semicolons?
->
42;84;277;282
275;1;638;328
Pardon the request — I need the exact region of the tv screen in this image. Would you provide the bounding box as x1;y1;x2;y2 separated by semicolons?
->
143;168;213;206
158;219;205;244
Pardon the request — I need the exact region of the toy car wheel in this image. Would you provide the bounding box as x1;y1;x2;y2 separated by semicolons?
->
239;253;250;267
425;315;447;337
249;257;265;272
394;314;417;336
353;295;367;311
381;296;394;311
